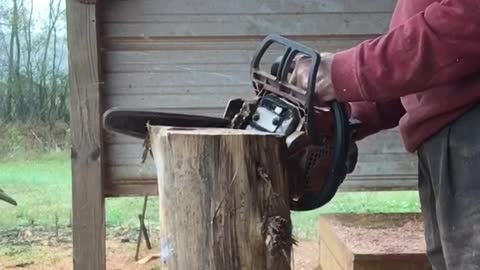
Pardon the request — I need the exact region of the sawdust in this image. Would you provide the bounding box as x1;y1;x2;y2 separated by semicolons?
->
324;213;426;254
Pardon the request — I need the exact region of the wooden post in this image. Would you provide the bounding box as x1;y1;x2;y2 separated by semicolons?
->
67;0;105;269
149;127;293;270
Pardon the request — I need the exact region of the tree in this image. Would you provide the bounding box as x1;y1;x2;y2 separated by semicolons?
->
0;0;68;123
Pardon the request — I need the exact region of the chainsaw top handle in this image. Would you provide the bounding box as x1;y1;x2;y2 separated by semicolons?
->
251;34;350;211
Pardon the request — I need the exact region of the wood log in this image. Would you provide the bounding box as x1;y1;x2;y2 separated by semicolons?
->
148;126;293;270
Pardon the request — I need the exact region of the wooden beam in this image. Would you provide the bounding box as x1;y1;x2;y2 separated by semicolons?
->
77;0;97;4
66;0;105;269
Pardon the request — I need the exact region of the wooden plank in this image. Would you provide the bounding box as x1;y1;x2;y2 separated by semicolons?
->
104;180;158;197
66;0;105;269
318;214;431;270
104;176;419;197
107;164;156;180
105;93;249;109
104;85;251;97
319;239;345;270
104;169;418;197
103;36;373;51
340;178;418;191
104;71;249;88
354;254;432;270
319;217;354;270
103;0;396;17
106;63;251;74
102;38;367;73
102;14;392;38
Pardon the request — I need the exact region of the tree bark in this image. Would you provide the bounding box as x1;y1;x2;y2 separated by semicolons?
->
148;126;293;270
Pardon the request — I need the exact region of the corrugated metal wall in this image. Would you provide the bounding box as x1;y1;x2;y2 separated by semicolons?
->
100;0;417;196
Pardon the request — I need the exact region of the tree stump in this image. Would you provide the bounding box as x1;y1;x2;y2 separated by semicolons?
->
148;126;293;270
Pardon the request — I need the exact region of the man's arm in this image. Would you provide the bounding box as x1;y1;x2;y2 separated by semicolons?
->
349;99;406;140
333;0;480;103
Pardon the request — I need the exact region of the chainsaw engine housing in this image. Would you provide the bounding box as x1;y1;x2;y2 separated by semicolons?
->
246;34;358;211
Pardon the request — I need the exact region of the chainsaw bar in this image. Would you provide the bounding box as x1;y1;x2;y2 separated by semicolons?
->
102;108;230;139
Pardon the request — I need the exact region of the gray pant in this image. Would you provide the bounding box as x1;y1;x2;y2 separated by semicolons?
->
418;103;480;270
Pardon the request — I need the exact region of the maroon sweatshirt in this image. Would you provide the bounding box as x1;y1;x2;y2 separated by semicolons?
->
331;0;480;152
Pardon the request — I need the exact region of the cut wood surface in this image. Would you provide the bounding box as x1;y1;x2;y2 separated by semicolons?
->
149;126;293;269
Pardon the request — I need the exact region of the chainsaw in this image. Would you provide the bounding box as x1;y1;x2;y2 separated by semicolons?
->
102;34;360;211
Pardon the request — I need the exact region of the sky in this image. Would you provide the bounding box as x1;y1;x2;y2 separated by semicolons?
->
28;0;67;34
33;0;60;18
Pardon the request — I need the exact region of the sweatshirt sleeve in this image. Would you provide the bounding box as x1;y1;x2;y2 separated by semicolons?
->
331;0;480;103
348;99;406;141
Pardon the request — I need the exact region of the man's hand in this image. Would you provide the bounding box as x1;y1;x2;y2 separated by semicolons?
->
288;53;337;105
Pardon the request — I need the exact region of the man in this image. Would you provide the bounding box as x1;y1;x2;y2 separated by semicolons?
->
289;1;480;269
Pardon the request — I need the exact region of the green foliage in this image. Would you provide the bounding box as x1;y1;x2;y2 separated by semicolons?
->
0;155;71;228
0;122;70;161
0;0;69;123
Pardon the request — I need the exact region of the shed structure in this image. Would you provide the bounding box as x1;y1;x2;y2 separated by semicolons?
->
66;0;416;269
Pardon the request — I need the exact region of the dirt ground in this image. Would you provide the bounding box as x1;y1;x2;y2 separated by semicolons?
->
0;226;319;270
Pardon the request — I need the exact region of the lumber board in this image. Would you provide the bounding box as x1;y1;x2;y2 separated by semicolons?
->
103;37;365;54
101;0;396;37
67;0;105;269
103;36;375;51
102;14;392;38
104;0;396;15
104;180;158;197
319;216;355;270
318;214;432;270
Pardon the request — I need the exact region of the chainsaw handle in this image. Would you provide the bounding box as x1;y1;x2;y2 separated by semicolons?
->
251;34;320;141
315;101;349;207
252;34;350;211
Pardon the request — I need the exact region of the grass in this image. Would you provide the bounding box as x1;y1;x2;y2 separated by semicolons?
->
0;153;421;240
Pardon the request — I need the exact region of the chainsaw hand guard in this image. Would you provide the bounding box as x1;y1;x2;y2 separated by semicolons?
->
250;34;354;211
